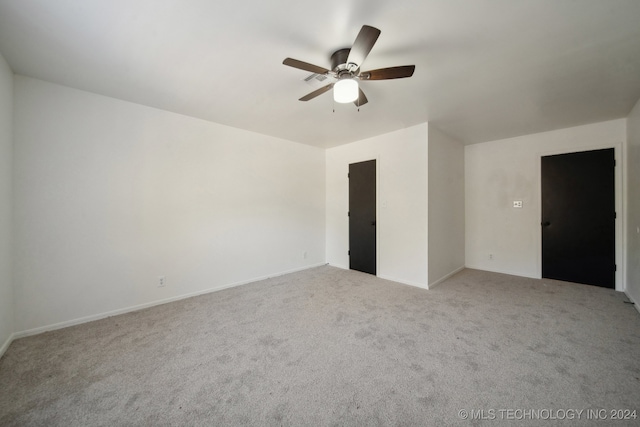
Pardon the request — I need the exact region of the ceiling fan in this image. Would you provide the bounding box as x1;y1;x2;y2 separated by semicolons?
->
283;25;415;107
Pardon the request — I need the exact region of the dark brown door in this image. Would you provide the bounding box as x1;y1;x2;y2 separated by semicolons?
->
541;148;615;288
349;160;376;275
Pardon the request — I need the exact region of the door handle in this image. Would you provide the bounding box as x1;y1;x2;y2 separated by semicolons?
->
541;221;551;227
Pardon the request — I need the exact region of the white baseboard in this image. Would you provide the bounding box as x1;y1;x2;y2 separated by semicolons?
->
327;263;349;270
377;274;428;290
464;264;539;280
428;266;465;289
14;263;327;340
327;264;428;290
0;332;15;359
624;292;640;315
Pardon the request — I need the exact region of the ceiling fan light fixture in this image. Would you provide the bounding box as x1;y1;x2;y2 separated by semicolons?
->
284;25;415;106
333;79;359;103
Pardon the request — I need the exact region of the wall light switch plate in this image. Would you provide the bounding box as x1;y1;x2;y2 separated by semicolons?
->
513;200;523;208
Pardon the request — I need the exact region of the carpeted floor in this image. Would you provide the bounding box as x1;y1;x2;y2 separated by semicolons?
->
1;266;639;426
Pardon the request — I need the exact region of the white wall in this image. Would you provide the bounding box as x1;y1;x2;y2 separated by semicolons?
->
326;124;428;288
428;126;465;286
627;98;640;306
0;52;13;353
465;119;626;288
13;76;326;333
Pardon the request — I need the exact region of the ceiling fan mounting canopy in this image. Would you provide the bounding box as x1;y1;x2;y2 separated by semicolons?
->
283;25;415;106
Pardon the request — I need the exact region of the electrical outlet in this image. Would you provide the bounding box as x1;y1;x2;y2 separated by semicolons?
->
513;200;523;208
488;254;494;260
158;276;166;287
303;251;308;259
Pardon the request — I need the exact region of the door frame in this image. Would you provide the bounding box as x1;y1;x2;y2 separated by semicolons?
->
348;156;380;276
535;142;624;291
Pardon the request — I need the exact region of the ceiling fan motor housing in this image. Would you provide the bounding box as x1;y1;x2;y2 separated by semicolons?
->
330;48;353;72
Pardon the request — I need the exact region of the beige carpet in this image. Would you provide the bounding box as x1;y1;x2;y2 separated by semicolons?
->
1;266;639;426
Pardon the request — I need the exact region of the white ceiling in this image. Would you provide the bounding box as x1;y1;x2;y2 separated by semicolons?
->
1;0;639;148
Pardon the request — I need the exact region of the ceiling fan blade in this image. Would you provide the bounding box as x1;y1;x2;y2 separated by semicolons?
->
346;25;381;71
283;58;330;75
299;83;334;101
354;88;368;107
361;65;415;80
